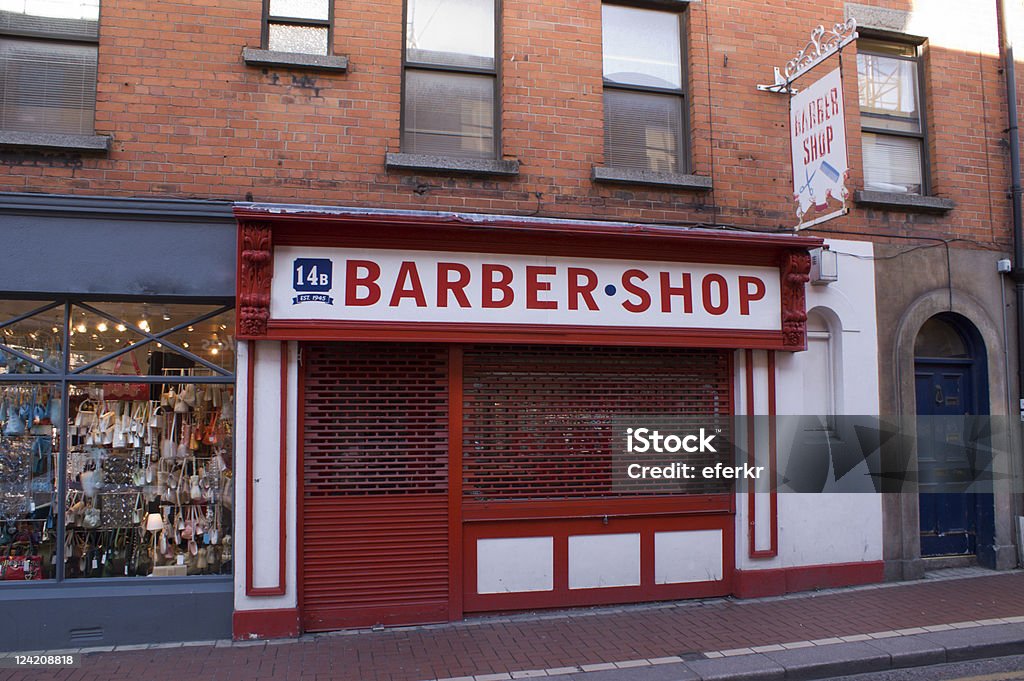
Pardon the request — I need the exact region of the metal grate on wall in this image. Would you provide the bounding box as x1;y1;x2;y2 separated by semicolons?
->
303;343;449;496
462;345;732;502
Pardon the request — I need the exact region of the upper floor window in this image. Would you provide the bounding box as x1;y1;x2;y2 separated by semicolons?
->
601;4;686;174
263;0;331;55
402;0;497;159
857;38;926;194
0;0;99;135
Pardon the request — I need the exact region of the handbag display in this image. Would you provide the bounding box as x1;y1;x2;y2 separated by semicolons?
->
1;550;43;581
103;352;150;401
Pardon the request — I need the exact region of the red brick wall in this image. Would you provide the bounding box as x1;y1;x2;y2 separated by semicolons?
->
0;0;1016;248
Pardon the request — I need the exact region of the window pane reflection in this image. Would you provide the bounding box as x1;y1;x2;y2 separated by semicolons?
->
0;301;63;375
0;382;59;580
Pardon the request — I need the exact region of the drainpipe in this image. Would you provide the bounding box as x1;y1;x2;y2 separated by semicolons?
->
1001;0;1024;417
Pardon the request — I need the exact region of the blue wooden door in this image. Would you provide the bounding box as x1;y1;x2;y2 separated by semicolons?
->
915;362;976;556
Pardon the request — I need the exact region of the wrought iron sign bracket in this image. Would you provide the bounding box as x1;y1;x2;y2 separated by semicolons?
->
757;18;858;94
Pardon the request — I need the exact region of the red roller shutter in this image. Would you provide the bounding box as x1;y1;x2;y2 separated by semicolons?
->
462;345;733;502
301;343;450;630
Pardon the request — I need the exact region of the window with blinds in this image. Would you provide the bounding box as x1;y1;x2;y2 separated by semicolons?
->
601;4;687;174
0;0;99;136
402;0;497;159
857;38;926;194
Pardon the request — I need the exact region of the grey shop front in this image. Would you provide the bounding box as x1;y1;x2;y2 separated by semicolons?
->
0;193;237;651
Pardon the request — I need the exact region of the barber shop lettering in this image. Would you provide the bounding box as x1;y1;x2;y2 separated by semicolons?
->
343;259;766;317
793;86;840;165
271;246;784;330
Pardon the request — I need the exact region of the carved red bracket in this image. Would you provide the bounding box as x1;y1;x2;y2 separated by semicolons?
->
238;221;273;339
780;249;811;350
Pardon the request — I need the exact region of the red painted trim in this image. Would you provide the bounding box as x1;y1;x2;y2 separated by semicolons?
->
263;321;792;351
463;514;734;612
766;350;779;557
277;341;289;589
303;603;449;631
232;608;300;640
733;561;885;599
244;341;287;597
744;350;757;558
237;223;274;338
296;344;307;630
463;496;733;522
244;341;257;596
235;207;822;257
448;345;464;621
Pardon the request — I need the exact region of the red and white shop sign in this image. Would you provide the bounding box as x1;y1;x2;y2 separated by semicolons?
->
270;246;782;331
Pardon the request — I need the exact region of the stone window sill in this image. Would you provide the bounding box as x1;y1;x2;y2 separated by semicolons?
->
385;152;520;176
854;190;954;214
592;166;712;191
242;48;348;72
0;131;110;153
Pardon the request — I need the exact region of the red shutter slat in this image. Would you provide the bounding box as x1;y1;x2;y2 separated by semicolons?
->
301;343;450;630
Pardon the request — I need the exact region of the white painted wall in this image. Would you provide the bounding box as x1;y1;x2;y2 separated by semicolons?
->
233;340;299;612
655;530;723;584
568;533;641;589
477;537;554;594
736;239;883;570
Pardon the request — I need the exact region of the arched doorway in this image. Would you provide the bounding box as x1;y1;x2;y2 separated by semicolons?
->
913;313;994;564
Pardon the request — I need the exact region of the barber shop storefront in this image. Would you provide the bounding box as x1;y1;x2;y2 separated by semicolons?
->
230;204;856;639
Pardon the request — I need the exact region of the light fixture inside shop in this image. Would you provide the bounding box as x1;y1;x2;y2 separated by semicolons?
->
97;322;108;332
116;324;126;332
75;323;86;333
138;319;150;332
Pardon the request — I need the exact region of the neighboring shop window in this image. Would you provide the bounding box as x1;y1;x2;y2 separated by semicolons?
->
0;0;100;135
601;3;686;173
0;300;236;582
402;0;497;158
857;38;927;194
263;0;331;55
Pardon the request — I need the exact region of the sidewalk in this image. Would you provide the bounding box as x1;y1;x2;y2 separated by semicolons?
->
5;568;1024;681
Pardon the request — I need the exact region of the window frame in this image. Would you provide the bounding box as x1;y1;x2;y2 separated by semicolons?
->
0;297;236;585
856;35;931;196
0;1;101;137
600;0;690;175
260;0;334;56
399;0;502;160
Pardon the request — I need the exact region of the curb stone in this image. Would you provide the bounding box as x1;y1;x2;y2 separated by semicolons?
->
541;623;1024;681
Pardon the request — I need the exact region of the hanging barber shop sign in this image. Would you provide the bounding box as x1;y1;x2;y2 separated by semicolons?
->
790;67;849;228
758;18;857;230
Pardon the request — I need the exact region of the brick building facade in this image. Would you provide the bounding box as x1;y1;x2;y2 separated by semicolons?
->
0;0;1021;649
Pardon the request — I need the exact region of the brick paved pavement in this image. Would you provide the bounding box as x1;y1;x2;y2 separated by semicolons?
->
4;571;1024;681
